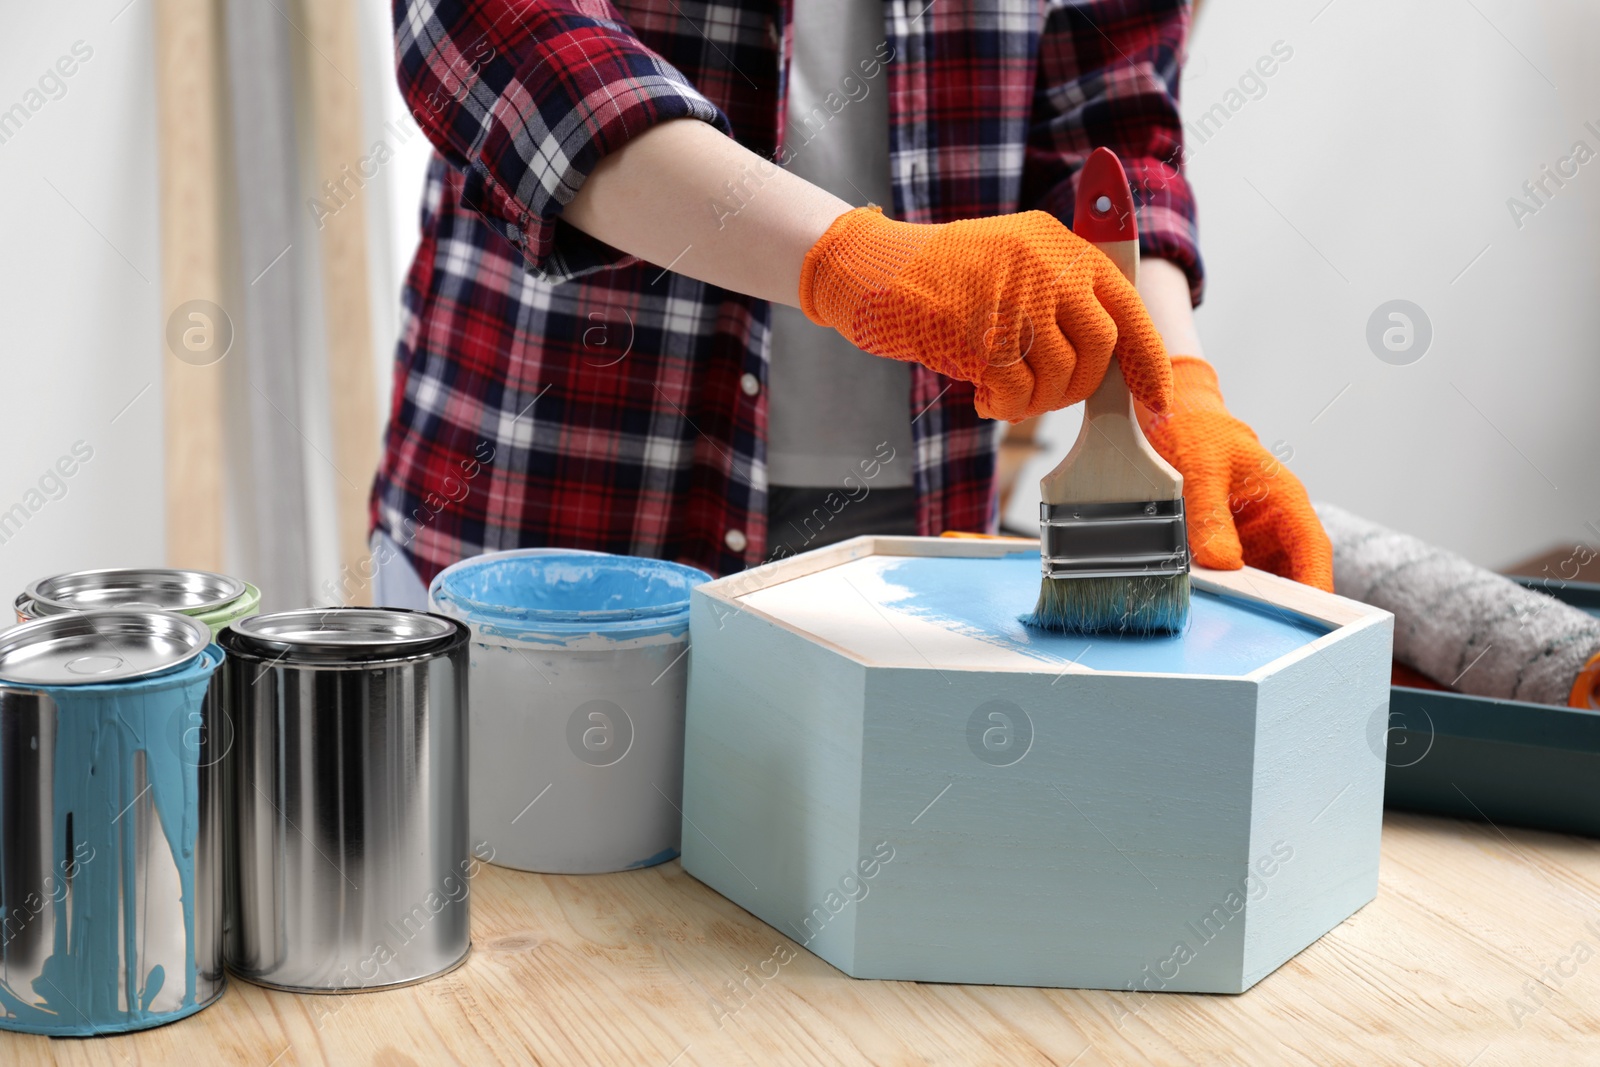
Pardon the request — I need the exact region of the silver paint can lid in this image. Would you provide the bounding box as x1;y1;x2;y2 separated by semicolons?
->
226;608;462;662
0;609;212;686
25;567;247;616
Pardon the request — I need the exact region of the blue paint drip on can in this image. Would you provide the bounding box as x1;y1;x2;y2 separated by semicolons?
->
0;646;223;1036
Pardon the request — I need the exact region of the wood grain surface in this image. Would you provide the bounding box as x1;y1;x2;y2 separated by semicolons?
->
6;812;1597;1065
154;0;227;571
300;0;381;605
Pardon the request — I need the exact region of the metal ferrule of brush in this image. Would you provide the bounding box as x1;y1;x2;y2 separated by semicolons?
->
1039;500;1190;579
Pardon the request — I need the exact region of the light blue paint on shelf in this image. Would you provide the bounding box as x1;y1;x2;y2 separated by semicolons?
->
0;646;221;1036
877;552;1329;676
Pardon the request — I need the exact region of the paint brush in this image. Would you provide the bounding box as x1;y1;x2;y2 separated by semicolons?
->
1030;148;1190;635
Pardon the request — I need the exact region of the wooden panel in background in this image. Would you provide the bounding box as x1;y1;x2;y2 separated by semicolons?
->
153;0;226;570
300;0;381;605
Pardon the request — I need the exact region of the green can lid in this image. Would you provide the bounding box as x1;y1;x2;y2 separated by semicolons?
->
0;609;211;686
25;568;247;616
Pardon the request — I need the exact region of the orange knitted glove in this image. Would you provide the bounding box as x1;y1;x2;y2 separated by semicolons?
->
800;207;1172;421
1140;357;1334;592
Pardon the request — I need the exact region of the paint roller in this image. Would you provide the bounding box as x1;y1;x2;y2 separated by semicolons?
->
1315;503;1600;709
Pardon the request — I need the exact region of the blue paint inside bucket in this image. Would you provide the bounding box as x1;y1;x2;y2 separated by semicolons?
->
431;551;711;641
430;550;706;872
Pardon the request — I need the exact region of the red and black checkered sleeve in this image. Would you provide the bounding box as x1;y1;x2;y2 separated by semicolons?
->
1021;0;1203;305
393;0;732;283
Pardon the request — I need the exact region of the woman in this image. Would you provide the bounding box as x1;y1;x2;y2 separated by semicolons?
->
369;0;1330;605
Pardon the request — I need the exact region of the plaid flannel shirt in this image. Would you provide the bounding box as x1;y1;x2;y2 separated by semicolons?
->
377;0;1199;584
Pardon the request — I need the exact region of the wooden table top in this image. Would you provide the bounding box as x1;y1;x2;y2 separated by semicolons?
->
1504;543;1600;585
8;811;1598;1066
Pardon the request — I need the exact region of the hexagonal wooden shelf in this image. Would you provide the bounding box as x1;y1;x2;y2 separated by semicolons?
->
681;536;1393;993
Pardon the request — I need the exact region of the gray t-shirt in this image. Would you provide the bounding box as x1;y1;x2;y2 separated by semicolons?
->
767;0;913;488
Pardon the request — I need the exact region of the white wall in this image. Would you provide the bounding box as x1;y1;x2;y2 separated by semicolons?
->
0;2;165;603
0;1;428;611
1006;0;1600;569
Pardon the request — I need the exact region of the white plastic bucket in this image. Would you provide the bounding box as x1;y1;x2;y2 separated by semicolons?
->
429;550;709;873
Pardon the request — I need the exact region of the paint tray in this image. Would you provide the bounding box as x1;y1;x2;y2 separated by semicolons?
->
1382;579;1600;837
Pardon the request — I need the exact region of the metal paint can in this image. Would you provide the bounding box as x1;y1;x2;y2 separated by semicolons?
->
429;550;709;874
0;610;223;1036
17;568;260;638
219;608;471;992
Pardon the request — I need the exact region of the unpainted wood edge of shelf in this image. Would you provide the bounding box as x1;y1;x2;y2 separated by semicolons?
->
1190;565;1386;630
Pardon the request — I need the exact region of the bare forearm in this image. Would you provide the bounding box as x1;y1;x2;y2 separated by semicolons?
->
1136;257;1203;360
563;119;851;307
1134;257;1203;432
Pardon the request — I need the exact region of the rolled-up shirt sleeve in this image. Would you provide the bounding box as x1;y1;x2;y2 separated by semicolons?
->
393;0;732;282
1021;0;1203;305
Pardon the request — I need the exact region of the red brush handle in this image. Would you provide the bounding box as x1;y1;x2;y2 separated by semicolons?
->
1072;147;1137;247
